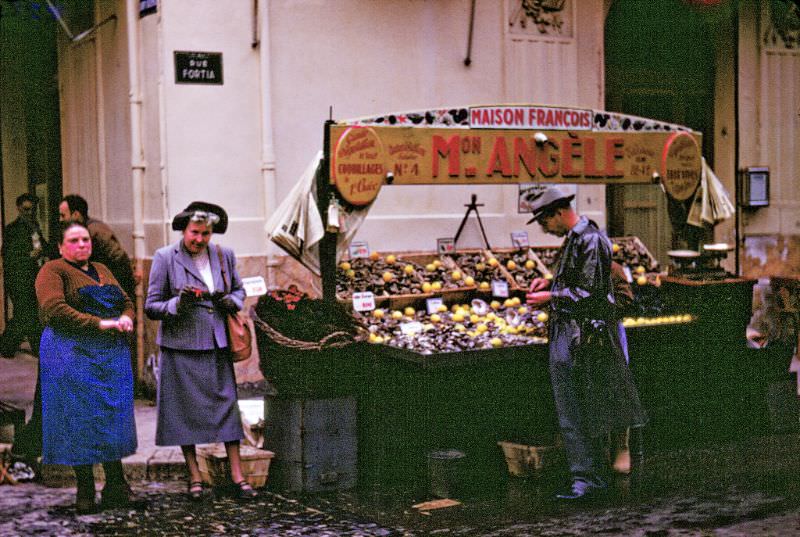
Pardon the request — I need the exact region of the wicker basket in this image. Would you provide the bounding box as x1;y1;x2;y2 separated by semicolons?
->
251;308;358;397
197;444;274;488
497;440;562;478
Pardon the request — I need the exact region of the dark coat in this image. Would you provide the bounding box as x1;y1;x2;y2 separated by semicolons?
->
549;217;646;437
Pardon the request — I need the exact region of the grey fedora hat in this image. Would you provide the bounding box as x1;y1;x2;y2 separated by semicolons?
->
525;186;575;224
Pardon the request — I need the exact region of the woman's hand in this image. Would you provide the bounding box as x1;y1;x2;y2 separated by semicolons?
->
99;315;134;333
177;285;203;313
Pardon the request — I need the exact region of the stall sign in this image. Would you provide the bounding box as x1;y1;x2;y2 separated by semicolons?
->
174;51;223;85
437;238;455;254
470;105;593;131
510;231;529;249
348;241;370;259
491;280;509;298
331;127;386;206
329;125;702;189
660;132;702;201
426;297;444;315
352;291;376;312
241;276;267;297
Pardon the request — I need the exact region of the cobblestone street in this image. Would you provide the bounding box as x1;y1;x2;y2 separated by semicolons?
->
3;432;800;536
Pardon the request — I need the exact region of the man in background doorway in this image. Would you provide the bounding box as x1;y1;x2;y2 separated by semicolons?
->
1;193;49;357
58;194;137;300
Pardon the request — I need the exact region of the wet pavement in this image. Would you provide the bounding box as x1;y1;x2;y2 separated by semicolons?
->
3;432;800;536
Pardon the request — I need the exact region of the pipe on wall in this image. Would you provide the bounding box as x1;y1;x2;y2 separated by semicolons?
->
125;0;147;382
257;0;280;275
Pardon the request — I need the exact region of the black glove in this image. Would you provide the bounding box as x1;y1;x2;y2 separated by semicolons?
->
177;286;202;313
212;292;239;314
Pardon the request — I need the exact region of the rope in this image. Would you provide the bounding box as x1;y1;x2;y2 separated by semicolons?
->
251;312;354;352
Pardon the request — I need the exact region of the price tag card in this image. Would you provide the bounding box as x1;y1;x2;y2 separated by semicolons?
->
241;276;267;297
349;241;370;259
352;291;376;312
491;279;509;298
437;238;455;254
426;297;444;315
511;231;529;249
400;321;424;336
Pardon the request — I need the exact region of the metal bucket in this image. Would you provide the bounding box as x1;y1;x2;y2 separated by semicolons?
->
427;449;466;498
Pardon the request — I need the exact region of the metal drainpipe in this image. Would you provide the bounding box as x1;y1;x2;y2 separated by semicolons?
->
258;0;280;280
125;0;147;383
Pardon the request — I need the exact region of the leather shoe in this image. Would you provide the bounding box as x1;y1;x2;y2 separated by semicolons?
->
99;483;146;510
555;478;607;501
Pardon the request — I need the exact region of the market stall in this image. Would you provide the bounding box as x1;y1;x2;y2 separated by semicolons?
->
262;104;762;491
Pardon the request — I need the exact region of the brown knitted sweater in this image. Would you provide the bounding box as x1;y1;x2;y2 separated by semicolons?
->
35;258;135;332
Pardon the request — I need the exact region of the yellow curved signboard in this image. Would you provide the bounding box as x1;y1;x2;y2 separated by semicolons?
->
328;106;702;200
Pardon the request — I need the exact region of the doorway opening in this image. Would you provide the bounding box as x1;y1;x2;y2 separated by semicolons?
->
605;0;718;264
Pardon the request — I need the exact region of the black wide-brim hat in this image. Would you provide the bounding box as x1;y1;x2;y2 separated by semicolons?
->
171;201;228;234
524;186;575;224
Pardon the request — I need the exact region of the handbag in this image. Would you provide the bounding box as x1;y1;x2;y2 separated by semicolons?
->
217;246;253;362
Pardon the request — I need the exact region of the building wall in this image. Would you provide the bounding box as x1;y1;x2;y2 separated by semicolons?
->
740;1;800;278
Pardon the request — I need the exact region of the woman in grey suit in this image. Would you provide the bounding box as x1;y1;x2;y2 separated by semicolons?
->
144;202;256;500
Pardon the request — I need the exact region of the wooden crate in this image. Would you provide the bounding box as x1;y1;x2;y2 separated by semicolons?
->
497;440;562;478
197;444;274;488
490;248;552;292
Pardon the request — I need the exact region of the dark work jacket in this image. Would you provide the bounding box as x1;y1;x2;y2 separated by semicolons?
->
548;216;646;435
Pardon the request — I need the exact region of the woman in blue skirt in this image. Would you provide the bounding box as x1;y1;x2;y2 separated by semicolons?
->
36;222;137;514
145;202;254;501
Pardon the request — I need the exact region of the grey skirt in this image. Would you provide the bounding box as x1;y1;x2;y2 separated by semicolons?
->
155;347;244;446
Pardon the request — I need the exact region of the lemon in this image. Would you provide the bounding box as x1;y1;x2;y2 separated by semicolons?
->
612;243;621;253
451;270;462;281
475;262;486;271
433;260;442;268
454;323;466;332
476;323;488;333
506;260;517;271
525;260;535;270
470;314;480;323
437;304;448;313
422;282;432;293
345;269;356;279
544;273;553;280
385;254;396;265
404;307;416;316
391;310;403;320
431;281;442;291
340;261;351;271
369;251;380;261
479;281;490;290
374;335;384;344
430;313;441;323
536;311;549;322
490;337;503;348
503;299;514;308
636;275;647;285
464;276;475;286
425;263;437;272
488;257;499;267
518;306;528;314
452;312;465;323
490;300;501;310
372;309;385;319
403;264;415;275
510;297;521;306
382;271;394;283
635;265;646;274
486;312;497;321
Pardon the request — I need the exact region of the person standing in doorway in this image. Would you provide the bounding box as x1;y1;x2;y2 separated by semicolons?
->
1;193;50;357
525;186;646;501
58;195;136;300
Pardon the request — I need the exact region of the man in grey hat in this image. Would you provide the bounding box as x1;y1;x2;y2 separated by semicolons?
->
526;185;646;501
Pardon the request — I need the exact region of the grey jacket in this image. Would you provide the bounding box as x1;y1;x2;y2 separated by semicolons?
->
145;241;245;351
